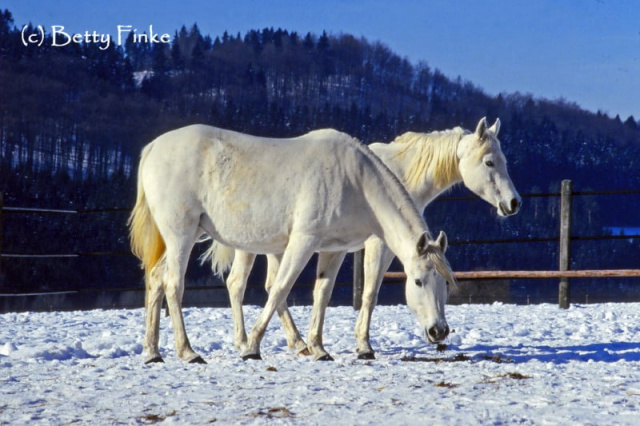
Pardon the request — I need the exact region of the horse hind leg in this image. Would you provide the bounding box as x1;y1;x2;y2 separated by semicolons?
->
144;257;166;364
162;233;206;364
265;253;309;355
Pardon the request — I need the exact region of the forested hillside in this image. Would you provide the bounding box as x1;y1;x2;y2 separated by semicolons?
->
1;9;638;300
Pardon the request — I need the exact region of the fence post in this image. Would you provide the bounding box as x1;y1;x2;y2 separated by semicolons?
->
0;193;3;283
353;250;364;310
558;180;572;309
0;192;3;284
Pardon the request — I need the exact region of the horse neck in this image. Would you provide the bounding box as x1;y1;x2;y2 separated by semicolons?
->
360;150;428;262
413;175;462;211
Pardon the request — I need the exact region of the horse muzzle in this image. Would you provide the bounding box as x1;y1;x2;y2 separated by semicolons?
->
498;197;521;216
426;324;450;343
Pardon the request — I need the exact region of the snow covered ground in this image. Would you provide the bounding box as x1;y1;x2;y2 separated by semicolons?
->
2;302;640;425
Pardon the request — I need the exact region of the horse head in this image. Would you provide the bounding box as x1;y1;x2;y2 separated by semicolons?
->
457;117;522;217
404;231;455;343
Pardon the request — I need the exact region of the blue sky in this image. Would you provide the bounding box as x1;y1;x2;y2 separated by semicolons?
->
5;0;639;120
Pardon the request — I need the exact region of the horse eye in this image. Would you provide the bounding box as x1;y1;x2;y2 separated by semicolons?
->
414;279;422;287
484;160;495;167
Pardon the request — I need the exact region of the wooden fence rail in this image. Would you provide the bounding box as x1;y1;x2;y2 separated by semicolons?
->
383;269;640;281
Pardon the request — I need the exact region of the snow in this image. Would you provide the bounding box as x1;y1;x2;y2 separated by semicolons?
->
2;302;640;424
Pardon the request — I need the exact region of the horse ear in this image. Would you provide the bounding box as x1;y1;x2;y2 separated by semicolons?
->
434;230;448;253
416;232;428;255
489;118;501;136
475;117;488;139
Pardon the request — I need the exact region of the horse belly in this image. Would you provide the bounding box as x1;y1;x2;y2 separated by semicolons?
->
199;202;292;254
203;177;372;254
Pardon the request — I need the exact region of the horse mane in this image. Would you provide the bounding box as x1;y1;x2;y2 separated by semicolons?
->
390;128;467;192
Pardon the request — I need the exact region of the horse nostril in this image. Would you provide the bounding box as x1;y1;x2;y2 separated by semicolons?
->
510;198;521;214
427;326;437;340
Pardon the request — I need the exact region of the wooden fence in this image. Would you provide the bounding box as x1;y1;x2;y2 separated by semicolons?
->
1;181;640;311
352;180;640;309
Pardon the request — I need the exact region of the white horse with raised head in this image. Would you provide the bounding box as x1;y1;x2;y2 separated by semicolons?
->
129;124;456;363
205;117;521;359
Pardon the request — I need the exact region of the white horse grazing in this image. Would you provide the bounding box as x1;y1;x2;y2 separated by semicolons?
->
204;117;521;359
129;124;456;363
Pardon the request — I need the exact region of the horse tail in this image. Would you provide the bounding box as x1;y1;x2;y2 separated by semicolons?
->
128;144;166;297
199;239;235;279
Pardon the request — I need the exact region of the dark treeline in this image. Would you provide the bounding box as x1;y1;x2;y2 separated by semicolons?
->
1;9;639;302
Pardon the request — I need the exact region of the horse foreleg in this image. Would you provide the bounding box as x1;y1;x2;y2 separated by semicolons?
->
265;253;309;355
163;241;205;364
144;260;165;363
226;250;256;351
354;237;395;359
242;236;316;360
307;251;347;361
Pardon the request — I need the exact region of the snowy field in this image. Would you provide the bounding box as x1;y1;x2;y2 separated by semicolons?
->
2;302;640;425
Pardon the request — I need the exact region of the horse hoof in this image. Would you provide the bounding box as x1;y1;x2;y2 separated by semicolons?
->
144;355;164;364
357;352;376;360
189;356;207;364
297;348;312;356
242;353;262;361
316;354;334;362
